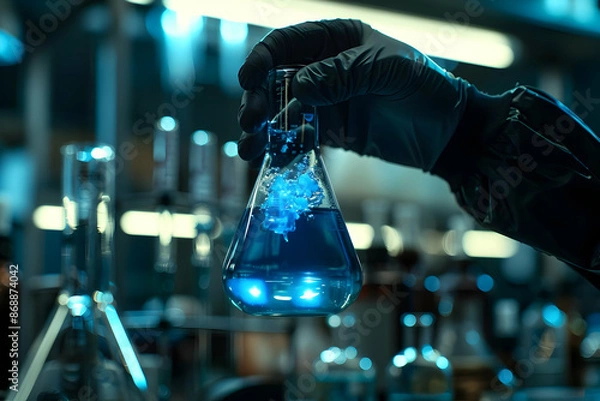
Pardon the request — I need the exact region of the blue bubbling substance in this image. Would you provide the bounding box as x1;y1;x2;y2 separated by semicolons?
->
260;154;324;241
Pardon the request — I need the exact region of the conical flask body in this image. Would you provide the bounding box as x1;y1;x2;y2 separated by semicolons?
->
223;67;363;316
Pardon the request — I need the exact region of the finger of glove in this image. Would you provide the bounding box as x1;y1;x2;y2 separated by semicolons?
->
293;35;429;106
238;130;267;162
292;46;375;106
238;19;365;90
238;87;268;133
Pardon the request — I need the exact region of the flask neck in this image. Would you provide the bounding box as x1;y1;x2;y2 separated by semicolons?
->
267;67;319;166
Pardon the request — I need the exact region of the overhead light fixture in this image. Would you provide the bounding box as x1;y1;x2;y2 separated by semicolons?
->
126;0;154;5
462;230;519;258
163;0;516;69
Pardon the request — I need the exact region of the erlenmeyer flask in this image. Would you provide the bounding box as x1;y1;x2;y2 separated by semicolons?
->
222;66;363;316
9;144;147;401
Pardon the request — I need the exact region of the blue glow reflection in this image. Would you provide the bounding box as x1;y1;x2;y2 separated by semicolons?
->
228;278;268;306
193;130;210;146
477;274;494;292
404;347;417;363
403;314;417;327
436;356;450;370
393;354;407;368
466;330;480;345
359;357;373;371
542;304;565;328
424;275;440;292
293;278;321;307
105;305;148;391
0;29;23;66
498;368;514;385
223;141;239;157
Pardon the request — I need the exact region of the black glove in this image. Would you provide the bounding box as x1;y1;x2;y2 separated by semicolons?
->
237;19;510;171
433;85;600;283
237;18;600;284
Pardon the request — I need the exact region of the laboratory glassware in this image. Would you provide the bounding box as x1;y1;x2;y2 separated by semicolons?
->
189;130;218;283
9;144;147;401
387;313;453;401
153;117;180;301
310;313;377;401
222;66;363;316
435;215;515;401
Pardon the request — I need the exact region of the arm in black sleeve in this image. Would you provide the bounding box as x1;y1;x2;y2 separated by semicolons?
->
432;85;600;287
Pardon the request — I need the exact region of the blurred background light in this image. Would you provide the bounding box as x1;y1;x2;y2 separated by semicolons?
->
120;210;196;238
222;141;239;158
219;20;248;44
32;206;64;231
424;276;441;292
0;29;22;66
462;230;519;258
161;0;517;68
477;274;495;292
346;223;374;250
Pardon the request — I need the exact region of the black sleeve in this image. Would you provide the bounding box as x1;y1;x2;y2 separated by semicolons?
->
432;85;600;288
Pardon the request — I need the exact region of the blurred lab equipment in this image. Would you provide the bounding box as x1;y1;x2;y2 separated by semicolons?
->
435;215;515;401
387;312;453;400
9;144;147;401
311;313;377;401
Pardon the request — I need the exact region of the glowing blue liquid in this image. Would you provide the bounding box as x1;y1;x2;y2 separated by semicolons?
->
223;207;362;316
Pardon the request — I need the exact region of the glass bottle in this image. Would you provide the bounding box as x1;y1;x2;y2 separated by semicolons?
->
310;313;377;401
153;116;180;303
517;298;568;388
361;199;392;274
219;140;248;247
582;313;600;400
9;144;147;401
189;130;218;286
222;66;363;316
387;313;453;401
435;215;515;401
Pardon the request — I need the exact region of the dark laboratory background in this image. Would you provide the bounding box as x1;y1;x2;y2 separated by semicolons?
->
1;0;600;400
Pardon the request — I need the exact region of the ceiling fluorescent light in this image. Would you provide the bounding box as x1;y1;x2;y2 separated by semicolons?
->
126;0;154;5
163;0;516;68
462;230;519;258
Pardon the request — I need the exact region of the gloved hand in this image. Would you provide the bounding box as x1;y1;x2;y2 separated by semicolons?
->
237;18;512;171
